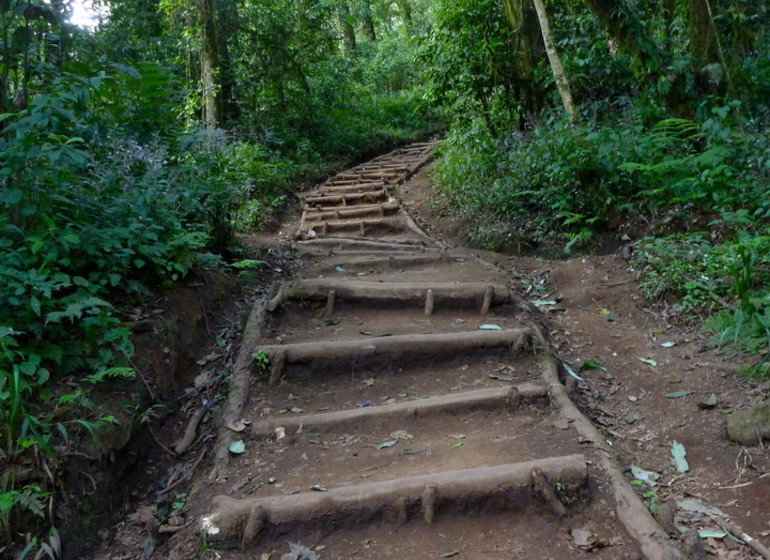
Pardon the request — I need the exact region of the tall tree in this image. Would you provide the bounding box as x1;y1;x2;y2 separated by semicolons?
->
531;0;577;123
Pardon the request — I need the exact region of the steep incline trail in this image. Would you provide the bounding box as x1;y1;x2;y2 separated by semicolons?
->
169;144;688;560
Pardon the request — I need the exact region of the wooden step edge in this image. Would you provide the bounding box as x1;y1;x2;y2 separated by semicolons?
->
251;384;546;437
201;454;587;547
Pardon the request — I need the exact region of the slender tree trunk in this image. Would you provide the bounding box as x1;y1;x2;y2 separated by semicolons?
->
215;0;239;122
337;1;356;57
395;0;412;29
198;0;223;128
531;0;577;123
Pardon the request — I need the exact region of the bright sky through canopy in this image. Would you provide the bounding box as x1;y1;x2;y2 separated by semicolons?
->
68;0;106;28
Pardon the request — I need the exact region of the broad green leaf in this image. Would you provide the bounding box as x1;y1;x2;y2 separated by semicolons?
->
638;358;657;367
30;296;41;316
671;440;689;473
376;440;398;449
530;300;557;307
453;442;463;448
660;342;676;348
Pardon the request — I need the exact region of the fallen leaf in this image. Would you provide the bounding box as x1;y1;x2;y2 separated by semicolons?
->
624;411;639;424
452;442;464;448
376;440;398;449
563;363;584;382
638;357;657;367
671;440;689;473
390;430;413;440
676;498;726;517
228;440;246;454
362;378;375;387
489;373;515;382
334;266;345;272
310;484;327;492
478;324;502;330
579;359;607;372
665;390;695;398
438;551;459;558
660;341;677;348
697;393;718;409
698;530;727;539
629;465;660;486
401;446;426;455
226;420;247;433
531;300;557;307
553;419;571;430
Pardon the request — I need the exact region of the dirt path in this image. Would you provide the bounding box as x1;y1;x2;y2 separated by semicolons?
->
87;145;769;560
145;143;759;560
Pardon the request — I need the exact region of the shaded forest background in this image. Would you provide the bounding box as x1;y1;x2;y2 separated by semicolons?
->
0;0;768;555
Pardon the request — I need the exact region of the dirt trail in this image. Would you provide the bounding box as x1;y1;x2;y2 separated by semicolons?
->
152;143;725;560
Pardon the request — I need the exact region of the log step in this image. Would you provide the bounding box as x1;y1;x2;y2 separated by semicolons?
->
201;455;588;546
314;182;386;195
304;191;388;207
257;328;532;364
296;238;432;254
251;384;547;436
289;279;511;308
303;202;399;222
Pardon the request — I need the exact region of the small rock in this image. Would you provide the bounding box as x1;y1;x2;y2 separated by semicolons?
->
554;419;571;430
726;400;770;445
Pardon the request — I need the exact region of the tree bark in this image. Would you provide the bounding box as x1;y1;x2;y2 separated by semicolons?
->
360;0;376;40
530;0;578;123
581;0;664;73
198;0;223;128
337;1;356;57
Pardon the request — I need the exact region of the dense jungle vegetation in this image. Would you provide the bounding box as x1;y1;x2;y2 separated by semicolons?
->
0;0;767;555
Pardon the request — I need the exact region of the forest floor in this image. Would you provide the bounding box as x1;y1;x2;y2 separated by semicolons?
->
84;149;770;560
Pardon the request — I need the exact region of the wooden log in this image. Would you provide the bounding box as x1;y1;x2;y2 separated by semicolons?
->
250;384;546;436
424;288;435;316
202;455;588;544
290;279;511;306
256;328;532;364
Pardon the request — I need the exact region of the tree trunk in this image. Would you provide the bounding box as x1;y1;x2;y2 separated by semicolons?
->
214;0;239;122
501;0;545;121
337;1;356;57
198;0;223;128
581;0;664;73
531;0;578;123
360;0;376;40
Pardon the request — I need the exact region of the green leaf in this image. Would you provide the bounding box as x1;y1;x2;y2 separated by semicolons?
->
478;324;501;330
660;342;676;348
376;440;398;449
452;442;463;448
530;300;557;307
579;360;606;372
697;530;726;539
638;358;657;367
671;440;689;473
665;390;695;398
30;296;41;316
229;440;246;454
0;188;22;205
438;551;459;558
